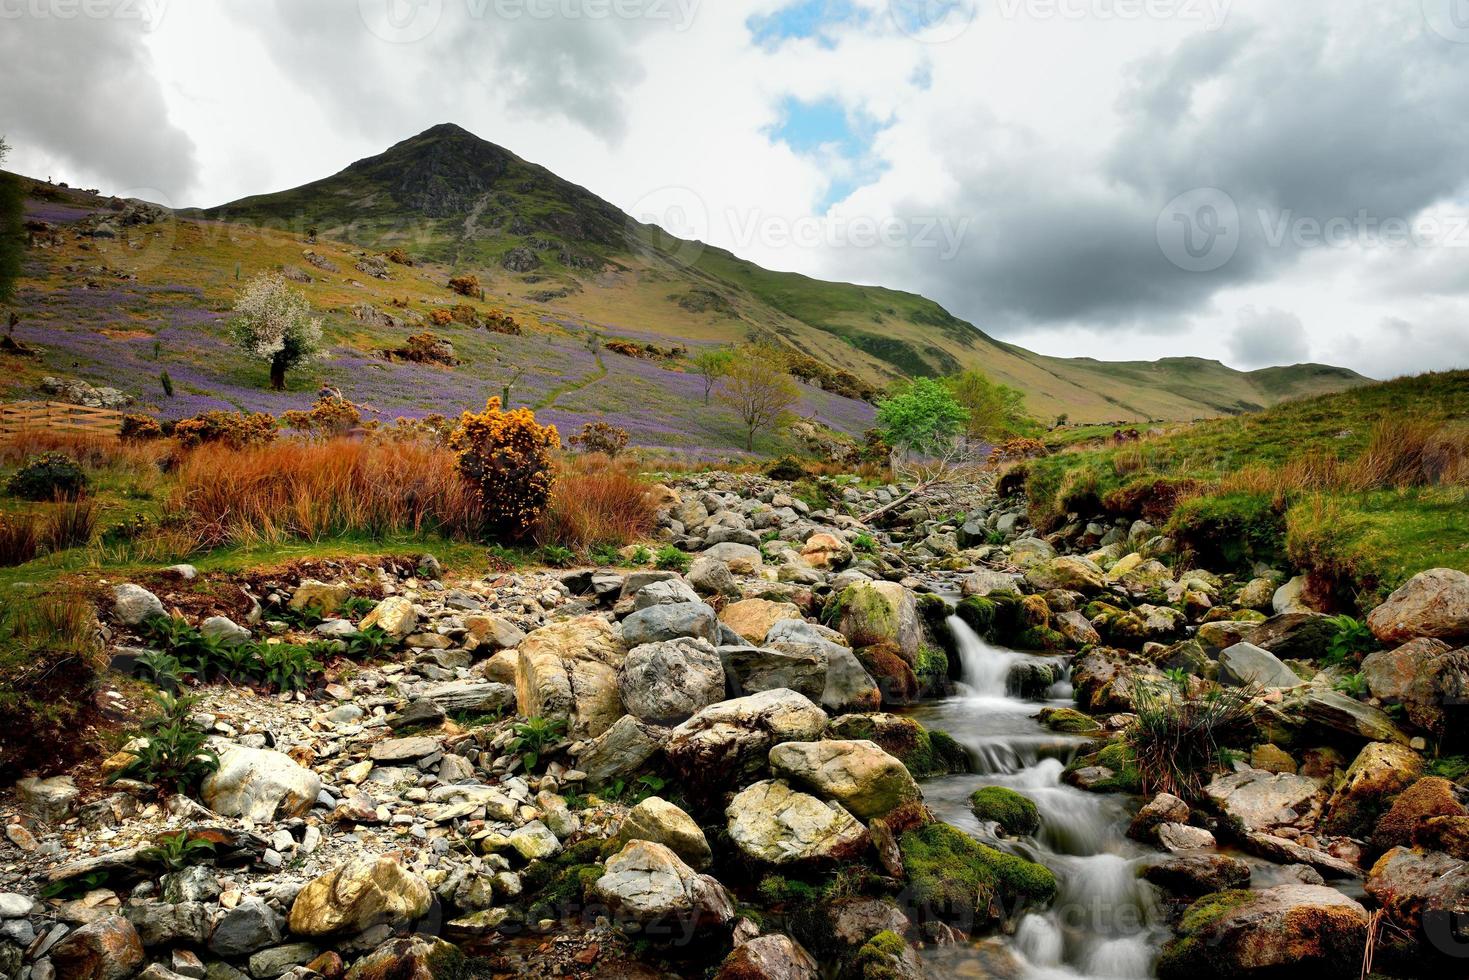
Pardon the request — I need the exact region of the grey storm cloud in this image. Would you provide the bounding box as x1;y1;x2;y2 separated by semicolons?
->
1228;306;1310;369
0;11;197;198
858;5;1469;334
228;0;649;149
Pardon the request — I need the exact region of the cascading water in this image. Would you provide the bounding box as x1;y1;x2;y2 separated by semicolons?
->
910;617;1168;979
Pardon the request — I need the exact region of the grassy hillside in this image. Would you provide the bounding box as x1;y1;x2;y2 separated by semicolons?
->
1014;371;1469;606
186;124;1367;424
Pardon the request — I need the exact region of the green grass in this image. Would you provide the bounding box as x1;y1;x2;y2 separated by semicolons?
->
1016;372;1469;607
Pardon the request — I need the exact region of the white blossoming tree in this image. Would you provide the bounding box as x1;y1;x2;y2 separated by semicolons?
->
231;272;324;390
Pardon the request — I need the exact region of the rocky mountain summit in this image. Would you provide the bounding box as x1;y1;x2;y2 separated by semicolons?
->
2;469;1467;980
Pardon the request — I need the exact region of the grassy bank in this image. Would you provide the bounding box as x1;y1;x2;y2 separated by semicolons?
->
1012;371;1469;607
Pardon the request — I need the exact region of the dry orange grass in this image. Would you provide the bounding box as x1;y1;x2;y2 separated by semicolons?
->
0;430;164;474
171;437;483;548
534;453;658;553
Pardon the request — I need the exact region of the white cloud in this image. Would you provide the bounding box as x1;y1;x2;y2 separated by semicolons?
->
5;0;1468;379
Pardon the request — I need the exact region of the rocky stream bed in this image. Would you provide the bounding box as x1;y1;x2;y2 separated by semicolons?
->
3;471;1469;980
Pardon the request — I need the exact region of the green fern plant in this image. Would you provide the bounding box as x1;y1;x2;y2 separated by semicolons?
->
1324;615;1376;667
111;691;219;794
142;832;216;873
509;716;567;772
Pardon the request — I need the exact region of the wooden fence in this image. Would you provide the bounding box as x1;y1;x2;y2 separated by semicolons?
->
0;401;126;438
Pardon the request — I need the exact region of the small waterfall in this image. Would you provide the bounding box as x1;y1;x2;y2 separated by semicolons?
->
911;629;1166;980
950;615;1027;697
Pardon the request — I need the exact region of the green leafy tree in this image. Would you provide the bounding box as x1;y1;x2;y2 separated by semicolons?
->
693;348;735;405
717;344;801;451
876;378;969;455
230;272;324;390
945;369;1034;442
0;136;24;309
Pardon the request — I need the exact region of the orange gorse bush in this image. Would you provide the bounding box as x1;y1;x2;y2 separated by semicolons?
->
449;397;559;540
173;411;278;450
282;395;363;437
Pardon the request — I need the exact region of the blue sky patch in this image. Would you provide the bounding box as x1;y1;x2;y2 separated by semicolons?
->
768;96;889;211
747;0;868;49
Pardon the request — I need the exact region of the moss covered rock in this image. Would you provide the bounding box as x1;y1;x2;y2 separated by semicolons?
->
827;713;970;778
1157;885;1368;980
830;582;922;662
1036;707;1102;735
1371;776;1466;853
969;786;1041;836
897;822;1056;933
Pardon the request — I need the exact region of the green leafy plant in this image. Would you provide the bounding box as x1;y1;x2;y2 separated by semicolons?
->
629;545;652;566
135;650;193;691
853;533;878;555
257;644;321;692
540;544;576;568
655;545;689;572
509;716;567;772
142;832;216;873
1164;667;1191;693
1324;614;1376;667
1334;671;1371;698
112;691;219;794
342;595;378;620
590;543;623;567
345;626;391;661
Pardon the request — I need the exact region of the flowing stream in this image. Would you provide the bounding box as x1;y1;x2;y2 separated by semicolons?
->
909;617;1171;979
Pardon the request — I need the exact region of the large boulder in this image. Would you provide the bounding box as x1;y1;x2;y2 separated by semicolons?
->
1245;612;1338;659
962;570;1021;597
765;619;881;713
833;582;922;662
714;934;820;980
516;616;628;739
344;937;464;980
1362;637;1454;703
721;600;803;644
1368;568;1469;645
621;601;720;647
768;740;920;820
1204;769;1323;834
1024;556;1105;594
665;690;828;796
1290;688;1411;744
49;916;145;980
1143;854;1251;898
1157;885;1369;979
1218;643;1305;689
291;581;351;616
287;856;432;937
703;542;763;574
202;746;321;822
1396;645;1469;741
591;840;734;932
112;584;164;626
618;637;726;725
1366;846;1469;957
613;797;713;870
687;557;741;598
572;715;666;787
1323;741;1423;837
359;597;418;638
722;645;826;701
726;780;870;865
1371;776;1467;853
